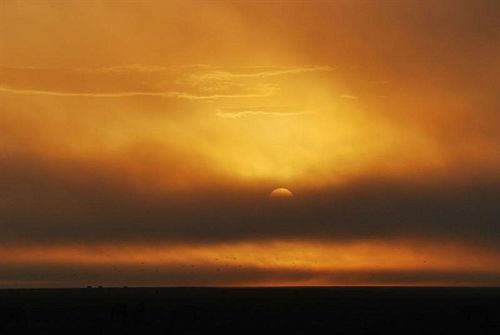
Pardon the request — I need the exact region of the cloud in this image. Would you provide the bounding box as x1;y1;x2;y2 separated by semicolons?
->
168;90;277;100
0;152;499;246
1;260;499;287
215;108;312;118
1;235;500;287
189;66;334;81
0;86;175;98
0;87;276;99
0;65;329;100
339;94;359;100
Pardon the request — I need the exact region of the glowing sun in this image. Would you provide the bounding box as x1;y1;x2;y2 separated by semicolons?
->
269;187;294;199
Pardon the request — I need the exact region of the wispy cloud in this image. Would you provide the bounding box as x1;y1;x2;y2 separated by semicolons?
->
190;66;334;81
0;86;173;98
0;87;276;99
339;94;359;100
215;107;312;118
1;64;209;73
0;64;327;100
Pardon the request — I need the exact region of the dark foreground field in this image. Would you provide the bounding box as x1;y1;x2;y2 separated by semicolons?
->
0;287;499;334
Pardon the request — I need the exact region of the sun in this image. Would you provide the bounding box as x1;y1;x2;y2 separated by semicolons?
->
269;187;294;199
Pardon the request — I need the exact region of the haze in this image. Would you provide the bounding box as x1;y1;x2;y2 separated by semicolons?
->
1;0;499;287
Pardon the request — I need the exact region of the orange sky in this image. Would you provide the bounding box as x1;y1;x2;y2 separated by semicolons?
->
2;239;500;286
1;0;499;287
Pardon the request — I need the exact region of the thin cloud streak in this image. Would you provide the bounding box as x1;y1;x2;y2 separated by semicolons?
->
215;109;312;118
0;87;276;99
339;94;359;100
191;66;334;81
1;64;333;76
1;64;323;99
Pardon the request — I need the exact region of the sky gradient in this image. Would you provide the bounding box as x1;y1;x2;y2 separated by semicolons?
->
1;0;500;287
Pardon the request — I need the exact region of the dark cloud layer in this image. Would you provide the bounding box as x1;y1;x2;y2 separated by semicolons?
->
1;263;499;288
1;152;499;245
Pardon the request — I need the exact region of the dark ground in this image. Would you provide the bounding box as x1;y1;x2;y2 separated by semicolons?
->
0;287;499;334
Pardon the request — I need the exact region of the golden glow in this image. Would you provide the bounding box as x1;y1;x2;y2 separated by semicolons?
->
2;240;499;273
0;63;455;191
269;187;294;199
1;239;500;286
1;1;499;287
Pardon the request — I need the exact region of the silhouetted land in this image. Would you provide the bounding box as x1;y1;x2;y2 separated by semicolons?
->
0;287;499;334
